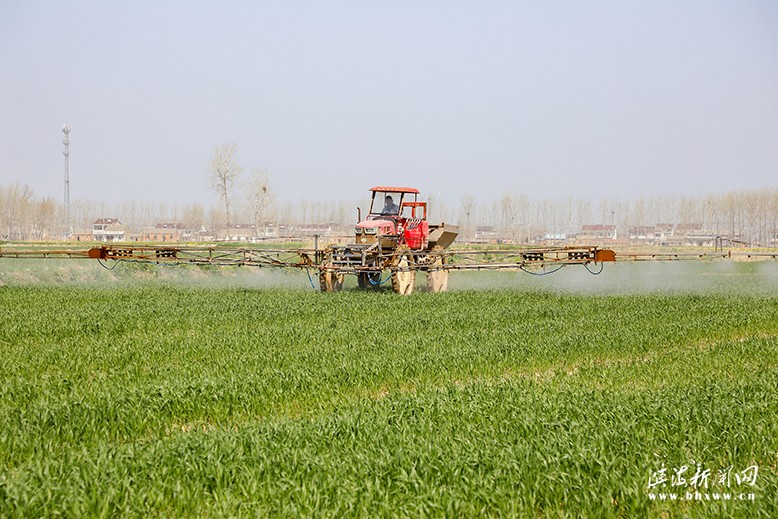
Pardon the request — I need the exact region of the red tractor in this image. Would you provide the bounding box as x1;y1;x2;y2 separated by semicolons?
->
319;186;458;294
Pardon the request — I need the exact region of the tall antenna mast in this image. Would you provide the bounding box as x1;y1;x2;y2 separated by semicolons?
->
63;125;71;238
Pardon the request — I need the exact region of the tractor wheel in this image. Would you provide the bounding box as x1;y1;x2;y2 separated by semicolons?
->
357;272;381;289
426;254;448;293
391;249;416;295
319;264;344;292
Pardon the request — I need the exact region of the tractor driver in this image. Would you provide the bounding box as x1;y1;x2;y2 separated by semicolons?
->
381;195;399;215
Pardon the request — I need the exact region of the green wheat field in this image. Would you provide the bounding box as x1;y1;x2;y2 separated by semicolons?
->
1;260;777;517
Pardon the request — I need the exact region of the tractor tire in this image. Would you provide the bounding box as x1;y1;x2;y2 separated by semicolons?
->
426;253;448;293
319;264;344;292
391;248;416;295
357;272;381;289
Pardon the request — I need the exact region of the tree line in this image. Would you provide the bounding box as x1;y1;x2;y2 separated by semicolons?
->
4;182;776;245
2;143;776;245
453;189;778;245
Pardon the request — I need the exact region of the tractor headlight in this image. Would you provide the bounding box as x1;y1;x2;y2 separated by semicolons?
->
364;227;377;235
355;227;362;235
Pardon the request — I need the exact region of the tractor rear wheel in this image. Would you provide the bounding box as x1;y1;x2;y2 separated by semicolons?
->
426;254;448;292
357;272;381;289
391;248;416;295
319;264;344;292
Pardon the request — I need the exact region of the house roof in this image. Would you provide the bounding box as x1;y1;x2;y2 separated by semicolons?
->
581;224;615;231
225;223;254;229
155;223;185;229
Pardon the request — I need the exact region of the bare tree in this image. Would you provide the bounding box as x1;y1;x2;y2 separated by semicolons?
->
679;196;697;226
741;191;761;245
208;207;225;240
500;192;520;237
561;196;576;237
182;203;206;239
299;200;310;226
0;184;34;240
279;201;294;237
208;143;243;236
723;192;740;240
632;196;647;228
459;195;475;242
768;189;778;247
427;193;451;226
248;168;273;238
33;197;57;239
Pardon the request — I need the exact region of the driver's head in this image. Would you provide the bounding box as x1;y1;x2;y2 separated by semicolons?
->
385;196;393;205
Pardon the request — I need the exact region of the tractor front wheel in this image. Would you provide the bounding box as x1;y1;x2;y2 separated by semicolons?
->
391;249;416;295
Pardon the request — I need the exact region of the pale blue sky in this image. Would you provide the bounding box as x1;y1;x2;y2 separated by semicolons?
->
1;0;776;208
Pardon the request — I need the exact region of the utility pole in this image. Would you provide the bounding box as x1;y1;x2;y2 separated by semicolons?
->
63;125;71;238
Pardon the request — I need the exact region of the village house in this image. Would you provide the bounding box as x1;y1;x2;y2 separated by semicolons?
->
296;223;335;237
139;223;186;243
71;230;94;242
674;223;712;247
578;224;617;242
653;223;675;244
628;225;657;245
254;222;278;240
222;223;256;242
629;223;715;247
92;218;126;242
542;233;567;245
474;226;497;243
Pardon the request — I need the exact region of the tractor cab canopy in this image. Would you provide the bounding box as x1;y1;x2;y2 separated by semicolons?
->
367;186;420;218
